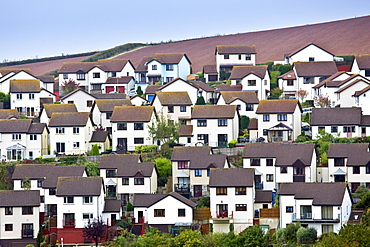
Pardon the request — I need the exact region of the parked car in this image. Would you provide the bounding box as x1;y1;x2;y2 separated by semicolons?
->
302;122;310;131
302;107;313;115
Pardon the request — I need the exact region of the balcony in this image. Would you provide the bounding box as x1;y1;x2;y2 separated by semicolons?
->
63;219;76;227
106;191;117;199
255;182;264;190
292;213;340;223
175;184;190;193
211;211;233;219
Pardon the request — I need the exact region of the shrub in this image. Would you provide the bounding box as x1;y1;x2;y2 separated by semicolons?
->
296;227;317;243
126;202;134;211
134;145;157;154
228;140;237;148
197;196;210;208
195;96;206;105
59;156;80;165
90;144;100;156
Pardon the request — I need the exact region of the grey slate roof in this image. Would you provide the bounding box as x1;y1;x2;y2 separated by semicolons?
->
0;109;20;119
0;119;32;133
90;131;109;143
155;91;192;106
115;162;155;177
209;168;254;187
230;65;268;80
133;192;197;208
255;190;273;203
219;91;259;104
294;61;338;77
103;200;122;212
98;154;142;169
56;177;103;196
95;99;132;112
0;190;40;207
310;107;362;126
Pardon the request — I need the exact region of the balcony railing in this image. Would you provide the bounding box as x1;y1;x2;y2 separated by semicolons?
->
292;213;340;223
211;211;233;219
106;191;117;199
63;219;76;227
175;184;190;193
255;182;264;190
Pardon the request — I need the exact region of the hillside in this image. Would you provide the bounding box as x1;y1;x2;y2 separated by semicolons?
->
4;15;370;75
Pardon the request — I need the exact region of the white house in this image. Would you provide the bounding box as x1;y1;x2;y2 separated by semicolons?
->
0;190;40;247
284;43;335;65
110;106;156;152
49;112;93;155
353;85;370;115
0;119;48;161
171;146;229;198
102;76;135;94
217;91;259;119
255;99;302;142
59;89;97;112
203;64;219;82
39;103;77;125
133;192;197;233
351;54;370;80
130;95;149;106
215;45;256;74
102;199;122;227
229;65;270;100
279;183;352;236
158;78;199;105
243;143;317;191
209;168;255;234
89;131;110;154
334;78;370;107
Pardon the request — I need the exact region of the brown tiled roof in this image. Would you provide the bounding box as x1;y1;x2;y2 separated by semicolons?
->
279;183;348;206
294;61;338;77
247;119;258;130
92;93;127;99
96;59;132;71
310;107;362;126
0;68;32;78
145;85;162;94
0;190;40;207
116;162;155;177
355;54;370;69
0;109;20;119
58;62;95;73
312;72;350;88
133;192;196;208
95;99;132;112
255;190;273;203
105;76;134;84
10;79;40;93
28;123;47;134
179;125;193;136
335;79;370;93
171;146;227;169
327;143;370;166
285;43;334;57
191;105;237;119
58;59;132;73
90;131;109;142
215;84;242;92
49;112;90;127
278;70;297;80
56;177;103;196
230;65;268;80
256;99;300;114
155;91;192;106
149;53;191;64
216;45;256;55
354;84;370;97
243;143;315;167
43;103;78;118
135;56;152;72
361;115;370;126
103;200;121;212
220;91;259;104
111;106;154;122
203;65;218;74
0;119;32;133
98;154;141;169
37;76;55;83
209;168;254;187
189;81;215;92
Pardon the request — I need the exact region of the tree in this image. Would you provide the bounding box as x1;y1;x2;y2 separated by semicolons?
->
148;113;180;145
314;94;331;108
195;96;206;105
155;158;172;186
0;92;10;109
61;78;80;95
296;89;308;102
136;86;143;96
82;217;107;247
90;144;100;156
270;87;283;99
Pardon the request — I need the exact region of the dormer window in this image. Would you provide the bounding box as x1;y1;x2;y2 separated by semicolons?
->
77;72;85;80
334;158;345;166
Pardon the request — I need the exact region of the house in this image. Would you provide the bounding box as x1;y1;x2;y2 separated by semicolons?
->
209;168;255;234
351;54;370;79
102;199;122;227
178;125;194;146
0;119;48;161
217;91;259;119
215;45;256;77
151;91;192;123
145;53;191;83
0;190;40;247
49;112;93;155
91;99;132;134
39;103;77;125
59;88;97;112
203;64;218;82
89;131;110;153
247;119;258;141
110;106;156;152
130;95;149;106
326;143;370;192
283;43;335;65
277;70;298;99
133;192;197;233
55;177;105;245
243;143;317;191
145;85;162;102
10;79;55;117
279;183;352;236
171;146;229;198
134;56;152;86
188;80;216;104
58;59;135;93
0;109;20;119
98;154;157;205
255;99;302;142
190;105;239;147
102;76;135;94
229;65;270;100
353;85;370;115
334;78;370;107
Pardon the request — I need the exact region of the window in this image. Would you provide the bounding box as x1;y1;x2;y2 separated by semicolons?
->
266;174;274;182
245;54;251;60
166;64;174;71
207;169;210;176
134;123;143;130
73;142;80;148
40;196;44;203
17;94;22;99
318;126;325;132
30;134;37;140
248;80;256;86
251;159;260;166
218;119;227;126
343;126;355;133
366;163;370;174
118;123;127;130
29;94;35;100
287;80;294;86
235;187;246;195
49;188;56;195
93;72;100;78
187;137;191;143
266;159;273;166
178;161;189;169
353;166;360;174
56;127;65;134
237;105;241;110
122;178;129;185
278;114;287;121
37;179;43;187
263;129;268;136
195;169;202;177
309;57;315;61
68;100;74;104
263;114;270;121
246;104;254;111
92;84;101;90
180;106;186;112
77;73;85;80
197;134;207;141
303;77;314;84
83;196;93;204
197;120;207;127
216;187;227;195
294;167;304;175
280;167;287;173
83;213;94;219
334;158;345;166
87;100;93;107
63;74;68;79
166;77;174;82
224;54;229;59
134;138;144;144
168;106;174;113
12;134;21;140
106;112;112;119
331;126;338;133
56;142;65;153
178;209;186;217
5;207;13;215
236;204;247;211
152;65;157;70
154;209;165;217
29;151;33;160
64;197;74;204
111;72;117;77
134;178;144;185
286;206;294;213
5;224;13;231
322;224;333;234
22;206;33;215
106;170;116;177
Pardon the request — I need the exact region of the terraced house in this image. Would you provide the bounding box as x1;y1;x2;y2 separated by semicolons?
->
215;45;256;75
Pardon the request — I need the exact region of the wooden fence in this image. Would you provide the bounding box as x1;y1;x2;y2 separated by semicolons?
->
260;208;280;218
194;208;211;220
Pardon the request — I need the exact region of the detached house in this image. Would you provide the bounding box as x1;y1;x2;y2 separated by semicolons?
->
279;183;352;236
171;146;229;198
203;64;218;82
49;112;93;155
39;103;77;125
60;89;97;112
353;85;370;115
351;54;370;79
283;43;335;65
217;91;259;119
243;143;317;191
215;45;256;75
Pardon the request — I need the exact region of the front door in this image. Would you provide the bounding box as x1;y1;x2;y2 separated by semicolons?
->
111;214;117;225
218;134;227;147
194;185;202;197
217;204;228;218
255;175;262;189
204;134;209;145
138;211;144;223
117;138;127;152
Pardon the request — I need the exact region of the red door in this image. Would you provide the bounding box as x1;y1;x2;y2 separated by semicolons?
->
105;86;114;93
194;185;202;197
116;86;125;94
